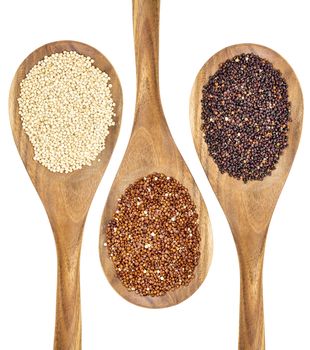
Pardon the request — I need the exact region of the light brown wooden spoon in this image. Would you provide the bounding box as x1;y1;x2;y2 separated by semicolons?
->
9;40;122;350
99;0;212;308
190;44;303;349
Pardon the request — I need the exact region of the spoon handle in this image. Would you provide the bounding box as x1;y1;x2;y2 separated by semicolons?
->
53;228;82;350
133;0;161;117
238;240;266;349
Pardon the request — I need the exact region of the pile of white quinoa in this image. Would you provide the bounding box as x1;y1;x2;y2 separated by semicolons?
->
18;50;116;173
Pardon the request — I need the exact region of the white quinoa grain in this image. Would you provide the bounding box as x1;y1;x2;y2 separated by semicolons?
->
18;50;116;173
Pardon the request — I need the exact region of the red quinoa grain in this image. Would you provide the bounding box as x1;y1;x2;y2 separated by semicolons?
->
105;173;200;297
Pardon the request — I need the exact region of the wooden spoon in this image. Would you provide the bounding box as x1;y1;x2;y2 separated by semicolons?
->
99;0;212;308
9;40;122;350
190;44;303;349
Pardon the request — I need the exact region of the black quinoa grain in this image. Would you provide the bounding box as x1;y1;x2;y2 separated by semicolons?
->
201;53;291;182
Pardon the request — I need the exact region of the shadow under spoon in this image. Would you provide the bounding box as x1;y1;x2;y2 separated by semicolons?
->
190;43;303;349
9;40;122;350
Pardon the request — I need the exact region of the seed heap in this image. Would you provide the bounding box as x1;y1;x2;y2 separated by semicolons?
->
18;51;116;173
201;53;291;182
105;173;200;297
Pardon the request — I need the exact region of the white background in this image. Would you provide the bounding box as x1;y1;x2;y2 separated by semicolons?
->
0;0;309;349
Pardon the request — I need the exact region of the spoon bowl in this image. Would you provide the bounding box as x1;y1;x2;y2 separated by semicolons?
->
99;0;213;308
9;40;122;350
190;43;303;349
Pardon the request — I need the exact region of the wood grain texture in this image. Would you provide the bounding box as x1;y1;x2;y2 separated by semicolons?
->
190;44;303;349
9;40;123;350
99;0;213;308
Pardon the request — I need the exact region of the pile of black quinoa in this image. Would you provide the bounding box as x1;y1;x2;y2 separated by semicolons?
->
201;53;291;182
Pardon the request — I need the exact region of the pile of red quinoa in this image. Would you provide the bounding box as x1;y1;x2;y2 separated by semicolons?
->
105;173;200;297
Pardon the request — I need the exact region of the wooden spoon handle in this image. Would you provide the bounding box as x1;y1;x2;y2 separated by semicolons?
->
238;249;265;350
133;0;160;107
53;239;82;349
